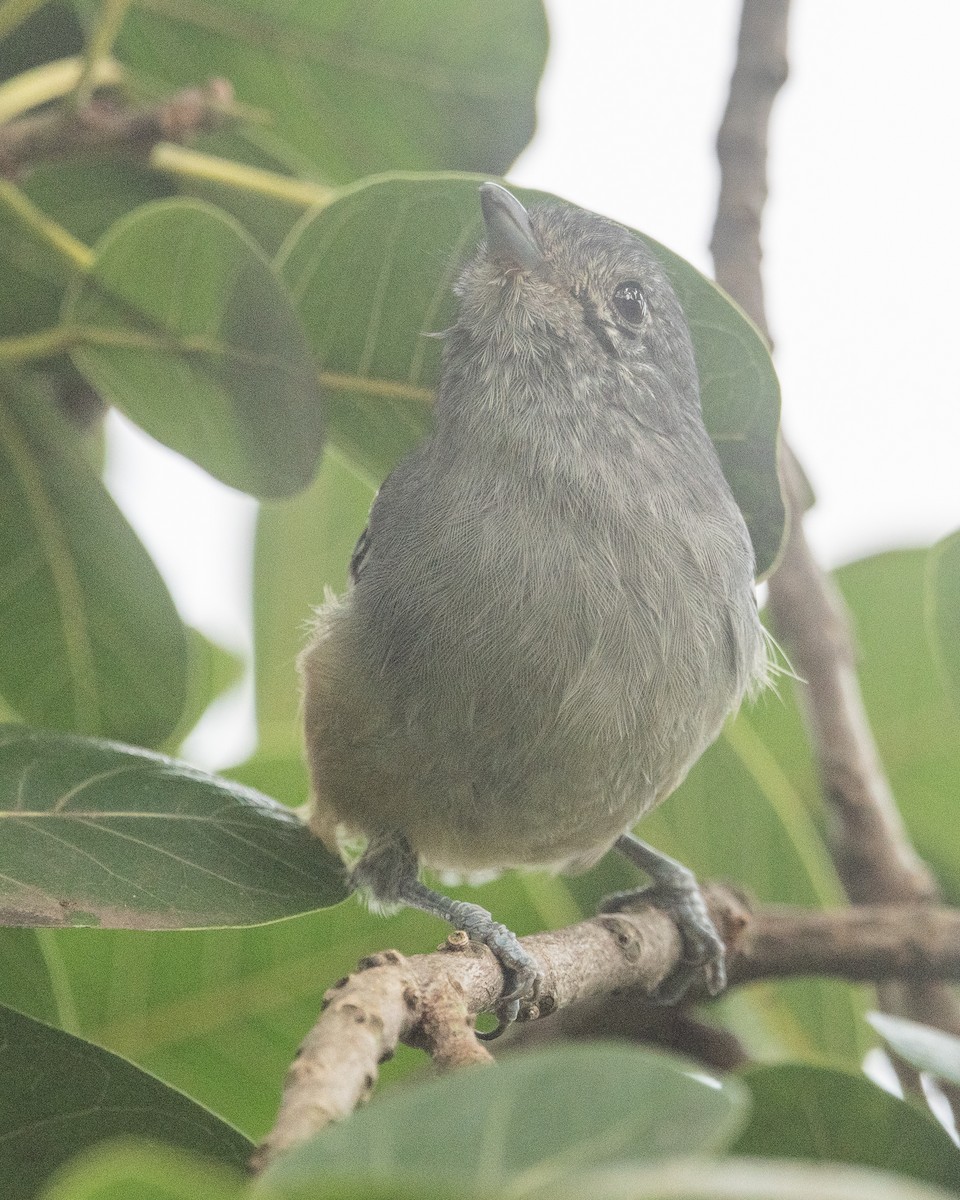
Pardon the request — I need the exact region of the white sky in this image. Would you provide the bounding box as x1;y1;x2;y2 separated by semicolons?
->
106;0;960;766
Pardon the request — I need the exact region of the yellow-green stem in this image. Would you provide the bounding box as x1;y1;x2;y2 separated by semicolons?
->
0;179;94;271
0;56;124;124
70;0;134;110
0;327;75;364
151;142;335;208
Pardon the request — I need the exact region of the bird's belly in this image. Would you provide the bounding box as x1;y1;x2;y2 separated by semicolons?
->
357;559;734;871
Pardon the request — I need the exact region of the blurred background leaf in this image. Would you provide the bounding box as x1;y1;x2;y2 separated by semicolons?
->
831;550;960;906
0;1003;251;1200
926;530;960;711
869;1012;960;1089
258;1043;746;1197
731;1062;960;1194
87;0;548;183
38;1141;245;1200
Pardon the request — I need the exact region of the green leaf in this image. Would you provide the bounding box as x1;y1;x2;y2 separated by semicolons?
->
278;174;783;574
254;450;375;754
103;0;547;183
0;724;347;929
648;238;783;576
732;1062;960;1194
257;1044;746;1197
828;550;960;906
0;372;188;745
66;199;325;497
926;530;960;710
0;1003;251;1200
868;1011;960;1089
165;629;245;755
0;161;170;340
0;928;63;1026
0;899;449;1137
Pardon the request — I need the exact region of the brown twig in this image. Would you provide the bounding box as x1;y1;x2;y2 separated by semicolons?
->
709;0;788;345
710;0;960;1111
0;79;235;177
766;451;939;906
251;891;960;1171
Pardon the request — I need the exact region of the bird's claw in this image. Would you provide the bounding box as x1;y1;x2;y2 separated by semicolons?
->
600;881;726;1003
455;913;542;1040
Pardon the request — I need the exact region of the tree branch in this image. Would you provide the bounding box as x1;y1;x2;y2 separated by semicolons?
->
0;79;235;177
251;892;960;1171
710;0;960;1109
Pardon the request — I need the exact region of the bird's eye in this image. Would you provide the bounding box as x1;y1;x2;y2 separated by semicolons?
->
612;281;646;325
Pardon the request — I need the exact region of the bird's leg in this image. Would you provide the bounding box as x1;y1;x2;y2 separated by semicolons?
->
350;832;542;1038
601;833;726;1002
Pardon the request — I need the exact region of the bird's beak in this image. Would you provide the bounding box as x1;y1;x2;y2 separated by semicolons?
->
480;183;544;272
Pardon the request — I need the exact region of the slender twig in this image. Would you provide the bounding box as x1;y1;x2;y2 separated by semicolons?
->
251;892;960;1172
709;0;788;345
0;57;125;124
709;0;960;1112
0;179;93;270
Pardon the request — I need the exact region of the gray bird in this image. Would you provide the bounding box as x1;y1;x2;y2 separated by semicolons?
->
300;183;767;1034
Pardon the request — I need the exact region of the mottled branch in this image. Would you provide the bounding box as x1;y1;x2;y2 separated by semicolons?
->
0;79;234;177
251;891;960;1171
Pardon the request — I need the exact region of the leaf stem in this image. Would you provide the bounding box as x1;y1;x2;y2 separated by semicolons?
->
0;179;93;271
0;56;124;124
150;142;334;208
0;327;75;364
70;0;134;110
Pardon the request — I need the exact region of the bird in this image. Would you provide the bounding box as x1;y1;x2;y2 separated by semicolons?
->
300;182;767;1034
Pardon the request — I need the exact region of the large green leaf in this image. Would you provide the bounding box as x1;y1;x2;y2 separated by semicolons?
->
0;373;188;744
101;0;547;183
66;199;325;497
0;1003;251;1200
0;725;346;929
926;530;960;710
257;1044;746;1198
254;450;375;756
277;174;783;573
732;1062;960;1194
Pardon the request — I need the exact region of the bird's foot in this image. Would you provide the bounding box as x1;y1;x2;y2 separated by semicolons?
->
447;900;543;1039
600;880;726;1003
